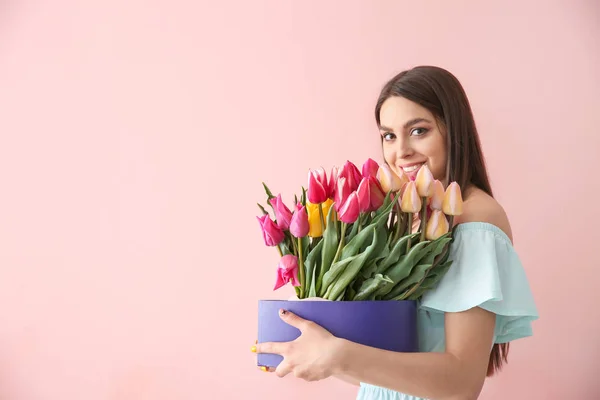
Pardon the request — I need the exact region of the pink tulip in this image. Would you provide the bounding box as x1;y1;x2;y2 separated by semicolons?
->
362;158;380;178
274;254;301;290
289;205;309;237
269;194;293;230
356;177;371;213
334;176;352;212
369;177;386;211
357;176;386;213
338;191;360;224
328;166;338;200
307;167;329;204
338;161;362;192
257;215;285;246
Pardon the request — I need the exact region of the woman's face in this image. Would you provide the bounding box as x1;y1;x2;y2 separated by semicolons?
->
379;96;448;184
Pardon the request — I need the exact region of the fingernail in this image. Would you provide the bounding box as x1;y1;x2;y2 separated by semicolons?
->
279;309;287;315
251;345;257;353
255;339;258;344
260;366;268;372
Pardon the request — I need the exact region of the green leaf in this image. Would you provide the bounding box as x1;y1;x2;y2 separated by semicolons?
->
404;260;453;300
309;266;318;297
257;203;269;216
372;191;394;219
304;239;323;297
420;234;452;265
353;273;394;300
345;285;356;301
374;240;432;298
325;223;386;300
360;257;380;280
316;206;339;294
320;255;355;296
383;262;432;300
262;182;275;200
334;288;347;301
301;187;307;207
346;220;360;243
376;233;419;274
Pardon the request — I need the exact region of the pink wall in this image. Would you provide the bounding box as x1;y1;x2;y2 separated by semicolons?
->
0;1;598;399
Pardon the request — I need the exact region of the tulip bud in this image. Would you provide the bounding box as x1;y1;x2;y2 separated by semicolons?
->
307;167;329;204
377;164;408;193
428;180;445;210
338;161;362;191
415;164;434;197
362;158;379;178
334;176;352;212
289;205;309;238
338;192;360;224
269;194;293;230
257;215;285;246
356;177;371;213
328;166;339;200
425;210;450;240
400;181;422;213
442;182;464;216
368;176;385;211
306;199;334;237
274;254;301;290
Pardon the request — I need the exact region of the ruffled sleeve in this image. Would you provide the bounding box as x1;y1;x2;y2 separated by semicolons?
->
419;222;539;343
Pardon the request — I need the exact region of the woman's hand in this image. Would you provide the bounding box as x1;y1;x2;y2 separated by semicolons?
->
253;308;346;382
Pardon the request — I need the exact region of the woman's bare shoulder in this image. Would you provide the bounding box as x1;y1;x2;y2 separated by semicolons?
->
456;187;513;242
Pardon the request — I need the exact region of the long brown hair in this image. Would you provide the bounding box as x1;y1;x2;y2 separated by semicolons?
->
374;65;508;377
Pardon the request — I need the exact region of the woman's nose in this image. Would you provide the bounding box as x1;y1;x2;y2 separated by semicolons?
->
396;137;414;158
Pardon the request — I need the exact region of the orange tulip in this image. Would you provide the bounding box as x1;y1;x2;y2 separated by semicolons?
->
415;165;434;197
400;181;422;213
425;210;450;240
442;182;463;216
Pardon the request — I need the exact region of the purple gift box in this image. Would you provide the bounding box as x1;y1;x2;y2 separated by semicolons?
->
257;299;418;368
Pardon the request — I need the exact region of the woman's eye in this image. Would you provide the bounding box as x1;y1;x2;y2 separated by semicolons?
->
410;128;428;136
383;132;396;141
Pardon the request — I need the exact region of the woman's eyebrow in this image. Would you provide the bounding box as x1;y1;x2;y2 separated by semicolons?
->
379;118;433;132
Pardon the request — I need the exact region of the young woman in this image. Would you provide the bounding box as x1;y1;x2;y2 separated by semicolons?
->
253;66;538;400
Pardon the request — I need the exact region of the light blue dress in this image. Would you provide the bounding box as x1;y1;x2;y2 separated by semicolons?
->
356;222;539;400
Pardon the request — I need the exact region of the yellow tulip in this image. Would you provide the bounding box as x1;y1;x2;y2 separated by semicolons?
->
442;182;464;216
425;210;450;240
415;164;434;197
400;181;422;213
429;180;445;210
306;198;334;237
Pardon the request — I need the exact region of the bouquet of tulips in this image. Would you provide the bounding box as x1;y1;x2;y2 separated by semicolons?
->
256;159;463;302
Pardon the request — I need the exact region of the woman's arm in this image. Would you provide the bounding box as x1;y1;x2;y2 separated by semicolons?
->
333;373;361;386
335;306;495;400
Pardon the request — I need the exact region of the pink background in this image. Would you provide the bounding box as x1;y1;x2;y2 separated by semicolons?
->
0;1;598;399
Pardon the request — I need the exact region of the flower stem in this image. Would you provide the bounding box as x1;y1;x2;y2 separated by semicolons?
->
406;214;413;251
318;203;326;235
419;197;428;242
357;213;363;233
332;222;348;265
297;237;305;298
